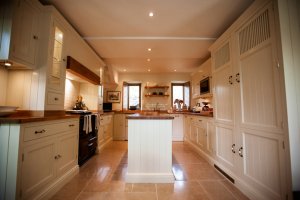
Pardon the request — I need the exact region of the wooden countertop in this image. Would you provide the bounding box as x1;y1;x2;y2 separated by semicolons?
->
115;110;213;117
0;110;80;124
126;113;174;120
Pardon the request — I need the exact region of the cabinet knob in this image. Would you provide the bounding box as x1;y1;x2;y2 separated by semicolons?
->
35;129;46;134
238;146;243;157
231;144;236;153
33;35;38;40
69;124;75;127
198;120;202;122
54;97;59;101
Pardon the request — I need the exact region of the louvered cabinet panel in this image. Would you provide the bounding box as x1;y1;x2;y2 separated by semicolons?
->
236;4;283;133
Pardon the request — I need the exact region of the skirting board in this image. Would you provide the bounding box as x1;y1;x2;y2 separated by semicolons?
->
34;165;79;200
126;173;175;183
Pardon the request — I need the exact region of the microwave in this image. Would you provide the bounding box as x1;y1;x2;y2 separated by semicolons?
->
200;77;210;95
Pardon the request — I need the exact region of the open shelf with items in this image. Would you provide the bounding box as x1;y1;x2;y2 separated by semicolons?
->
144;85;169;97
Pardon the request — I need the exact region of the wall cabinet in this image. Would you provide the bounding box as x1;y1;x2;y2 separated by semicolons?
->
210;1;288;199
0;0;42;69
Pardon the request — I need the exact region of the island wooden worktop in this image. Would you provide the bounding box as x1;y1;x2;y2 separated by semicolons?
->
126;112;174;120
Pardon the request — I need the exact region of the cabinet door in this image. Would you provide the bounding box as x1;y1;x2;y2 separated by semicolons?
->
47;19;67;93
21;139;56;199
206;121;216;155
215;123;237;172
10;0;40;68
183;116;191;140
190;122;198;144
171;114;183;141
196;120;207;151
98;125;105;144
235;5;287;199
113;114;125;140
56;133;78;176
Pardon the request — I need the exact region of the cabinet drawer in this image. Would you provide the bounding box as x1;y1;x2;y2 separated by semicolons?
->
47;92;63;105
23;120;78;142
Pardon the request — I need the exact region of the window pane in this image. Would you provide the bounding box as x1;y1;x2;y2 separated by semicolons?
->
173;86;183;103
129;86;140;107
123;86;128;109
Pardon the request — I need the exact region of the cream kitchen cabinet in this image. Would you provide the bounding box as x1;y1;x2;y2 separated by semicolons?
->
183;115;191;140
184;115;215;157
0;118;79;200
0;0;42;69
210;1;289;199
170;114;184;141
98;114;113;151
113;113;126;140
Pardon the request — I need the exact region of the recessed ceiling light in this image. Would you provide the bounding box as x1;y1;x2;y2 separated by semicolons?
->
148;69;151;72
174;69;177;72
148;48;152;51
4;61;12;67
123;69;127;72
149;12;154;17
147;58;151;62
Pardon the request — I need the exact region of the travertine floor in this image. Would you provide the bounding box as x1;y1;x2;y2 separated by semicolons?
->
51;141;249;200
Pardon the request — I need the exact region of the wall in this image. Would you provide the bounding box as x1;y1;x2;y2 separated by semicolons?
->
278;0;300;191
64;79;99;110
0;66;8;105
4;69;39;110
111;73;191;111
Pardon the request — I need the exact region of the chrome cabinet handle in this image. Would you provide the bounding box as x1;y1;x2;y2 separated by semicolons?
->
87;143;93;147
54;155;59;160
35;129;46;134
229;76;233;85
238;147;243;157
54;154;62;160
236;73;240;83
231;144;236;153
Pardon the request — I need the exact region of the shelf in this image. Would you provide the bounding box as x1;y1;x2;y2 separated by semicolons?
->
145;94;169;97
145;86;169;89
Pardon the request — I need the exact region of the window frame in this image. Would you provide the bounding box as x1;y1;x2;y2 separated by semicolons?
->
123;83;141;110
171;82;190;108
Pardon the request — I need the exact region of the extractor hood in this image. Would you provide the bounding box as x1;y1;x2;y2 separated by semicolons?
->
101;65;118;88
66;56;100;85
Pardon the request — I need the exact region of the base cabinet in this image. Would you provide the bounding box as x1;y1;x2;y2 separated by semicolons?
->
98;114;113;150
113;114;126;140
0;118;79;200
170;114;184;141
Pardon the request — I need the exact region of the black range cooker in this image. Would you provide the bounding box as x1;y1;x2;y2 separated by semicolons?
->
78;113;98;166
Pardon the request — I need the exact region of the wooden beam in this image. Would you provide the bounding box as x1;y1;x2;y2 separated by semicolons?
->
66;56;100;85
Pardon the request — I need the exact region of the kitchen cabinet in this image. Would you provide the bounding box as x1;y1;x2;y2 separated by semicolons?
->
183;115;191;140
98;114;113;151
0;0;42;69
210;1;288;199
113;113;126;140
170;114;184;141
20;119;78;200
184;115;215;157
0;118;79;200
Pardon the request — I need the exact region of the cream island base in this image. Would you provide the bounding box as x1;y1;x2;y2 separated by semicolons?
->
126;113;175;183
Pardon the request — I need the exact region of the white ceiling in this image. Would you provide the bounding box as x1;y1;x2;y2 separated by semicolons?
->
42;0;254;73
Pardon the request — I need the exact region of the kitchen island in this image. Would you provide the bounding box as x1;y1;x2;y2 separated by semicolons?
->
126;112;174;183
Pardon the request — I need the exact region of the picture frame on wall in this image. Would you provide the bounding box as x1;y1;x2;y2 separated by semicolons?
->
107;91;121;103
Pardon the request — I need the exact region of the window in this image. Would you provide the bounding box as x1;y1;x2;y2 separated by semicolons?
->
123;82;141;110
171;82;190;109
